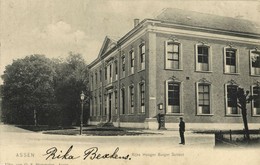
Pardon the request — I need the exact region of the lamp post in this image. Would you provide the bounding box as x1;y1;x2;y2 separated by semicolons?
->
80;91;85;135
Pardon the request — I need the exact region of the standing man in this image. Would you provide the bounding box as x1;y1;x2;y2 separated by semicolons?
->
179;117;185;145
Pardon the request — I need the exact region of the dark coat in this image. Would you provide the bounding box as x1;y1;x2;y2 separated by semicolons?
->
179;121;185;132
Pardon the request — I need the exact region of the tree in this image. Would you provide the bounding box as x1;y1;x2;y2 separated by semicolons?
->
1;55;56;125
54;52;89;126
230;87;254;141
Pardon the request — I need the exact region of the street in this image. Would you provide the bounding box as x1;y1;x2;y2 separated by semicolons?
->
0;124;259;165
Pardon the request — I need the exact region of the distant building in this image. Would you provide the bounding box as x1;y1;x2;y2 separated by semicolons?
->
88;8;260;130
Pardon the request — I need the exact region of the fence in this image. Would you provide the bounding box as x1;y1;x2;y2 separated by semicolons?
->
215;129;260;147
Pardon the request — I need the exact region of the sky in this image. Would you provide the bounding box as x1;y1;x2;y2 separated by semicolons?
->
1;0;260;84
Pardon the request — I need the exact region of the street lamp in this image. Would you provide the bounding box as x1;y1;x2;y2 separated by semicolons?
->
80;91;85;135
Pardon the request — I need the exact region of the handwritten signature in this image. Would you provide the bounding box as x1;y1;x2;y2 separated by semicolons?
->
43;145;131;161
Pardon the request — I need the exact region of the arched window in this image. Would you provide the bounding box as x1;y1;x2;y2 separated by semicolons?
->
165;40;182;70
225;80;240;116
139;43;146;70
165;76;182;114
251;85;260;116
129;84;135;114
250;49;260;76
139;81;145;113
195;43;212;72
224;46;239;74
196;78;212;115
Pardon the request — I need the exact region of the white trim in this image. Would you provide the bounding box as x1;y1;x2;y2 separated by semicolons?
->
196;81;213;115
249;49;260;76
139;43;146;71
251;85;260;116
121;54;126;78
223;46;239;74
129;49;135;75
224;83;241;116
138;81;146;114
165;79;182;114
164;40;182;70
149;25;260;45
195;43;212;72
90;21;260;70
128;84;135;114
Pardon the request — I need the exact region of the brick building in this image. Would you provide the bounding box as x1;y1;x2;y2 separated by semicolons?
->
88;8;260;130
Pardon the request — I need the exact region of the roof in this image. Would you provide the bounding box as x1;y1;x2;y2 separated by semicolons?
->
98;36;119;57
89;8;260;68
156;8;260;35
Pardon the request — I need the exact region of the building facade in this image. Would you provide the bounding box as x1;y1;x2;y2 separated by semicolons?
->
88;8;260;130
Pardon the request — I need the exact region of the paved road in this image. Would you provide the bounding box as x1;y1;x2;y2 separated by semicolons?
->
1;124;258;165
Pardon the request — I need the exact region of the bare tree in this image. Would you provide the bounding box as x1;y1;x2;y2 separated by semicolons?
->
235;87;254;141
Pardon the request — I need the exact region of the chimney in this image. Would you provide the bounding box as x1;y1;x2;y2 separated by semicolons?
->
134;19;140;27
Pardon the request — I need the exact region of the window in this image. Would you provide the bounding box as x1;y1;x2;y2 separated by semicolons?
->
140;44;145;70
95;72;98;84
121;56;125;77
91;74;94;90
226;85;239;115
109;64;112;82
250;50;260;76
129;85;134;114
115;91;118;114
114;61;118;80
90;98;93;116
130;50;134;74
121;88;126;114
104;95;107;115
166;81;181;113
165;41;181;69
105;67;107;80
99;95;102;116
196;45;211;71
252;86;260;116
94;97;97;116
224;48;238;73
99;69;102;81
140;82;145;113
197;84;211;114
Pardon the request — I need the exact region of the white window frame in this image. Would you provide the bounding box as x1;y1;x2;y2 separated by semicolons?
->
139;81;145;114
225;82;241;116
224;47;239;74
165;40;182;70
139;43;146;70
165;79;183;115
129;84;134;114
121;55;125;78
114;60;118;81
249;49;260;76
251;85;260;116
99;69;102;87
195;43;212;72
196;81;213;115
129;50;134;75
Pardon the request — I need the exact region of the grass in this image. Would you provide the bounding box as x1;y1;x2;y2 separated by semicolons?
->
16;125;161;136
16;125;76;132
